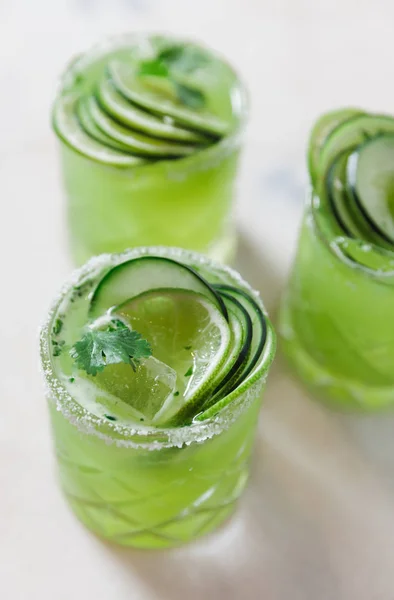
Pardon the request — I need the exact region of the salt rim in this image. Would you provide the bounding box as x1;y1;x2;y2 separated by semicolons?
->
306;189;394;280
39;246;275;450
52;32;249;173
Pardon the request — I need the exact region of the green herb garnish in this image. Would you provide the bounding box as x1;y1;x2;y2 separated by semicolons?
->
71;279;94;302
138;44;208;109
138;59;169;78
53;317;64;336
70;319;152;376
52;339;66;357
105;414;117;421
158;45;209;73
184;366;193;377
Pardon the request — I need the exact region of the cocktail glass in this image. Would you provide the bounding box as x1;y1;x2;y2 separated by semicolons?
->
40;247;275;548
52;34;248;265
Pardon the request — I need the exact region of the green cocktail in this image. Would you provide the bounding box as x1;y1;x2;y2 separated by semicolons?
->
40;247;275;548
52;34;248;265
280;108;394;410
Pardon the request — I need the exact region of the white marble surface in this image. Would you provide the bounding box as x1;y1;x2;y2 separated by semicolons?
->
2;1;394;599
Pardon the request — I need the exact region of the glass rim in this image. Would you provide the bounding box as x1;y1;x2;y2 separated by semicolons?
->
40;246;275;450
53;31;249;172
306;189;394;280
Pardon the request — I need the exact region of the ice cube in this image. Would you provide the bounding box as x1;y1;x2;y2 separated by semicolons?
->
90;356;178;423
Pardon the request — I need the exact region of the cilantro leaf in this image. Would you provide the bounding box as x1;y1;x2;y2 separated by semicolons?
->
158;45;209;74
138;58;169;78
70;319;152;376
53;317;64;336
138;44;207;109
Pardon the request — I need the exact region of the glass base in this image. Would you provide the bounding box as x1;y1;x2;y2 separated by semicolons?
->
58;466;247;549
279;298;394;412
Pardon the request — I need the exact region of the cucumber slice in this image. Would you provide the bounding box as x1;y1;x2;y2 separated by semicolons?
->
347;135;394;244
325;150;369;239
207;291;252;398
109;60;229;137
198;285;267;413
75;96;133;153
215;286;267;385
195;307;275;422
89;256;228;321
308;108;365;185
87;96;197;157
97;75;210;144
325;150;354;237
332;237;394;277
52;94;146;167
318;114;394;191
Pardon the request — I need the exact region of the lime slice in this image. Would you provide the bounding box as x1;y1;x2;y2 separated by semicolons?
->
87;96;197;157
112;289;232;424
52;94;146;167
97;75;210;144
109;60;229;137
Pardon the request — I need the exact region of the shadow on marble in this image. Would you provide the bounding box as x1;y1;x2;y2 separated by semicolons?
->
330;401;394;492
92;240;394;600
92;353;394;600
92;245;337;600
95;358;348;600
258;164;305;209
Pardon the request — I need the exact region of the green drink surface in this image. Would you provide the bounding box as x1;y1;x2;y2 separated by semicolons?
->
281;109;394;410
47;248;274;430
55;34;240;149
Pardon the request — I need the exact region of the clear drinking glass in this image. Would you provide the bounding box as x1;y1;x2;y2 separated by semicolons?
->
40;247;276;548
280;107;394;410
52;33;248;265
280;194;394;410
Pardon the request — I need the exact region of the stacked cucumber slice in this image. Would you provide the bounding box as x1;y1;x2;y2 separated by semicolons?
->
84;256;270;426
52;38;232;167
309;109;394;264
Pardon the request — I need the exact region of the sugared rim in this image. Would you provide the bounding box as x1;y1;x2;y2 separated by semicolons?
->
53;32;249;171
306;189;394;280
39;246;275;450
